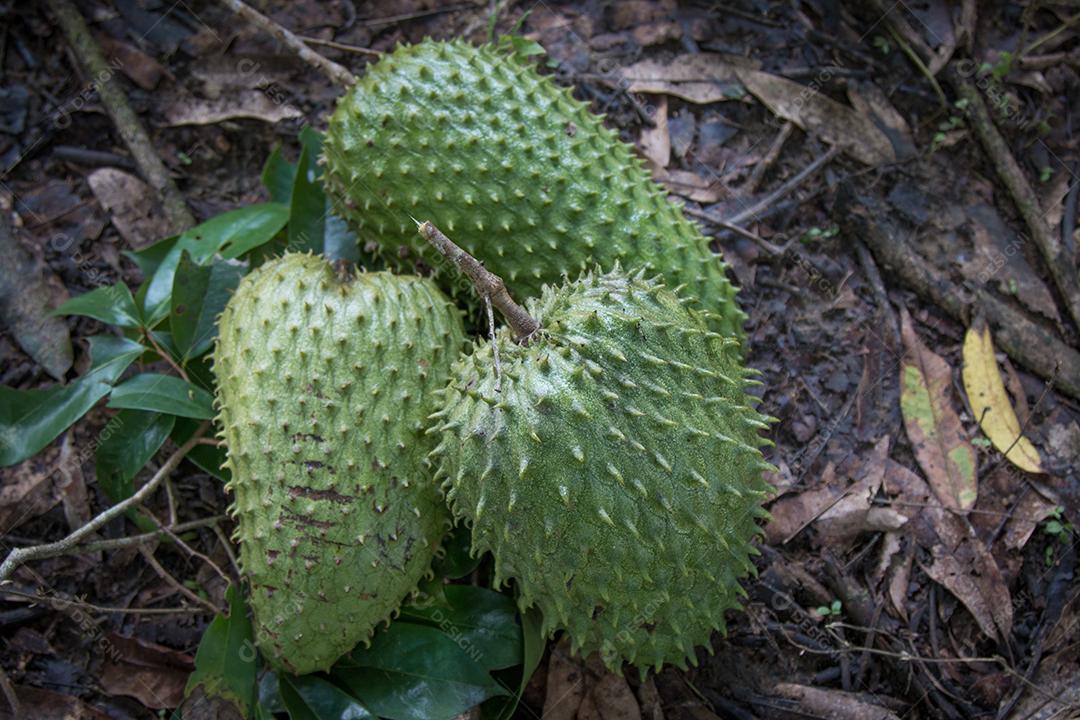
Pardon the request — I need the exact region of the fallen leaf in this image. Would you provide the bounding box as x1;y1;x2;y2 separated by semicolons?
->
630;22;681;47
921;538;1013;640
543;636;587;720
651;168;723;203
635;675;664;720
99;634;194;709
639;95;670;168
578;655;641;720
56;433;91;530
899;308;978;510
619;54;747;104
1010;644;1080;720
0;686;110;720
816;437;907;543
97;34;167;91
846;81;916;160
0;443;63;534
0;214;72;380
87;168;179;249
765;463;844;545
961;317;1043;473
886;540;914;620
734;67;895;165
164;90;302;126
773;683;900;720
1003;490;1058;550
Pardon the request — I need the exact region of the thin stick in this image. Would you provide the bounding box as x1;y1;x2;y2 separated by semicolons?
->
48;0;193;234
218;0;356;86
1;587;209;615
727;146;839;226
298;35;382;57
417;221;541;342
57;516;226;556
138;546;223;615
0;422;210;583
484;295;502;392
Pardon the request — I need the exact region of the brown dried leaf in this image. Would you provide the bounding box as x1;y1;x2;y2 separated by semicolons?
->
97;35;167;91
816;437;907;543
773;683;901;720
652;168;723;203
922;537;1013;640
579;656;641;720
1003;491;1058;550
764;463;843;545
0;443;63;535
0;686;110;720
99;634;194;710
899;308;978;510
733;67;895;165
164;90;302;126
543;636;587;720
0;215;72;380
619;54;748;104
638;95;670;168
88;168;180;249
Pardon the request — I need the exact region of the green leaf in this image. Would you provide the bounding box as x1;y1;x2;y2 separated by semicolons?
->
181;204;290;264
431;526;481;579
137;205;287;322
95;410;176;503
490;606;544;720
279;675;374;720
108;373;215;419
171;252;246;361
400;586;521;671
54;283;141;328
262;145;297;204
288;127;358;261
333;623;508;720
0;336;145;466
186;584;257;715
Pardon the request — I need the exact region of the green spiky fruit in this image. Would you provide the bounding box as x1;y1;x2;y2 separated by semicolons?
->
430;268;772;671
323;40;745;338
214;254;466;674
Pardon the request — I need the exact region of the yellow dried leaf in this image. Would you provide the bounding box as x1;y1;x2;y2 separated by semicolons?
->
961;319;1043;474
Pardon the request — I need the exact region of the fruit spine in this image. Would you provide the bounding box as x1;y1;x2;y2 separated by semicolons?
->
323;39;745;338
214;254;465;674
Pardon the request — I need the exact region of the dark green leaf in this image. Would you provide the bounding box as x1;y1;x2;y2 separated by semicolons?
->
137;205;287;322
0;336;145;466
173;417;228;481
108;373;214;419
333;623;507;720
54;283;141;328
182;203;290;263
279;675;375;720
431;526;482;579
488;606;545;720
262;145;297;204
288;128;358;261
171;252;246;361
95;410;175;503
186;584;257;714
257;671;285;715
400;586;521;671
86;335;148;383
287;128;325;255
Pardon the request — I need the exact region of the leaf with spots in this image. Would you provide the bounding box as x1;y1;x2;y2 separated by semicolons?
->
899;308;977;510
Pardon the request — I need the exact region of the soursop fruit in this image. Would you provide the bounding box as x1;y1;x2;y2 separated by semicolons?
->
323;40;745;338
430;267;773;671
214;254;466;674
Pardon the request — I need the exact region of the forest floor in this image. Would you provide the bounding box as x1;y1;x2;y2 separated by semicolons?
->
1;1;1079;719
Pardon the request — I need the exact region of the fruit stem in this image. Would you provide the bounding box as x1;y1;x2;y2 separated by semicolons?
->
417;220;541;343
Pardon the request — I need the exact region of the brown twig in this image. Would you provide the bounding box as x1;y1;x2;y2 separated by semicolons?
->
0;422;210;583
949;66;1080;333
297;35;382;57
417;220;541;342
0;586;208;615
726;145;839;226
744;120;794;194
47;0;193;235
218;0;356;86
841;189;1080;401
138;546;223;615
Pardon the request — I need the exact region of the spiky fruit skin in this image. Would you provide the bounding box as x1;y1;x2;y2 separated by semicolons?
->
431;269;772;672
323;40;745;339
214;254;465;675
